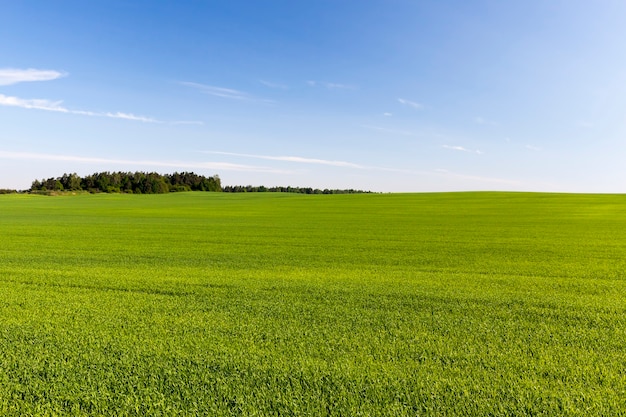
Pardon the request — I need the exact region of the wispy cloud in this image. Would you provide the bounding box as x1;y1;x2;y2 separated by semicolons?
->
443;145;467;152
103;112;160;123
307;80;357;90
525;145;541;151
201;150;427;176
202;151;365;168
0;68;66;86
361;124;416;136
180;81;273;103
474;116;499;126
383;112;392;117
443;145;483;154
0;94;66;112
397;98;423;110
0;151;291;173
0;70;197;124
0;94;161;123
260;80;288;89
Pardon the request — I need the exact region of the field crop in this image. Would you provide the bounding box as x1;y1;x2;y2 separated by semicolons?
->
1;192;625;415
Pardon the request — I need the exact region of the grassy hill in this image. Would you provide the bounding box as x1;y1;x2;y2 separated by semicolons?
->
1;192;625;415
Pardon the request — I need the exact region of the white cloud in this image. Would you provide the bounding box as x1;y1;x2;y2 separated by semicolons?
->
0;93;163;123
397;98;423;110
0;94;67;112
444;145;467;151
525;145;541;151
443;145;483;154
260;80;288;89
0;151;291;173
361;124;416;136
180;82;248;99
383;112;392;117
201;150;430;176
474;116;499;126
180;81;273;103
307;80;356;90
0;71;197;124
202;151;365;168
0;68;66;86
104;112;159;123
326;82;356;90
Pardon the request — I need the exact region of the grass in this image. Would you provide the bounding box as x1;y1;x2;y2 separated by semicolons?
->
1;192;625;415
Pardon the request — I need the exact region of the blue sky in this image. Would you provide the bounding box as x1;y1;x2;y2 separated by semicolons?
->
2;0;626;192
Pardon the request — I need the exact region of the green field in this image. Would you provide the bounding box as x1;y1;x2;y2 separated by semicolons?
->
1;192;625;415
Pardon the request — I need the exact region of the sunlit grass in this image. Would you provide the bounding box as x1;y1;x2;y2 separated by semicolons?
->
1;192;625;415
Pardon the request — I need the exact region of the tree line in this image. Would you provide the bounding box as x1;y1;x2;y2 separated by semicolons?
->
30;172;221;194
222;185;370;194
27;172;371;194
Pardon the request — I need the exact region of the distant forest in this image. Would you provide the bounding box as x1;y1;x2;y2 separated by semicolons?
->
222;185;370;194
31;172;221;194
27;172;371;194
